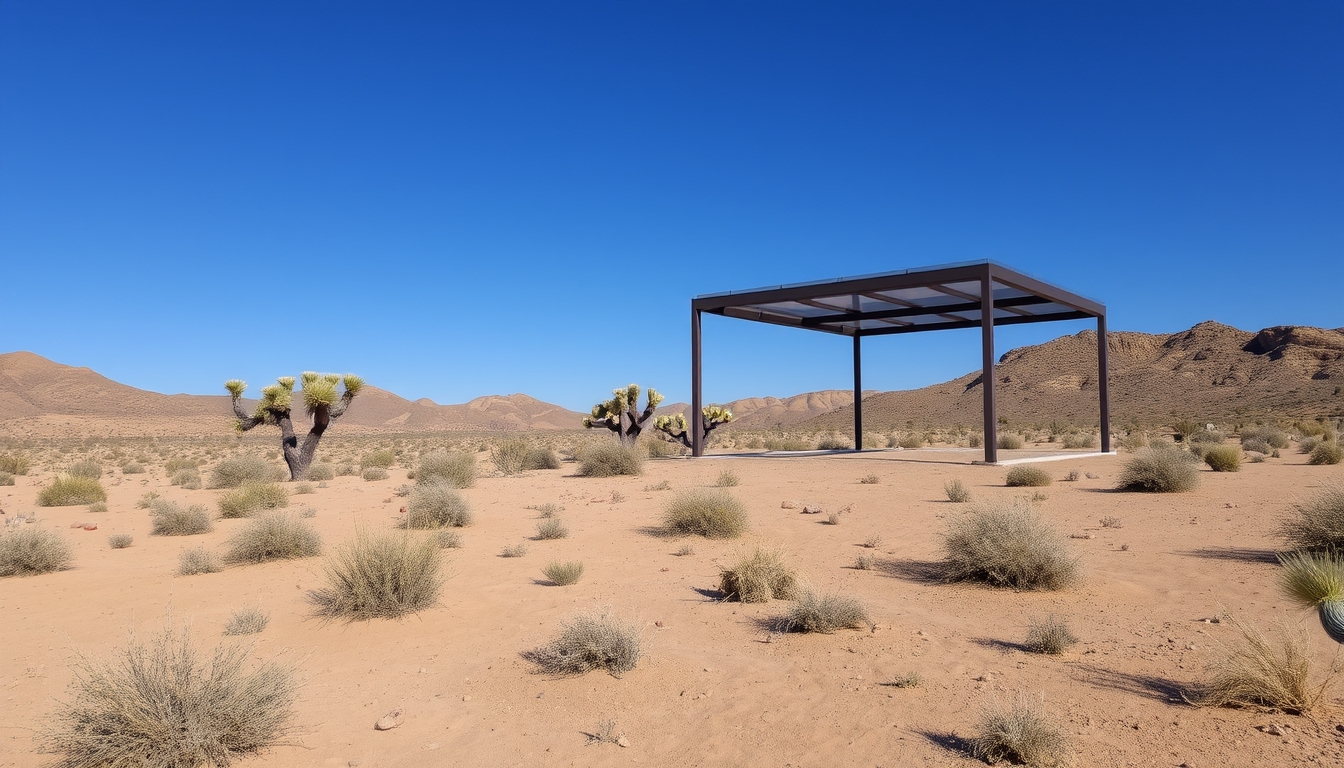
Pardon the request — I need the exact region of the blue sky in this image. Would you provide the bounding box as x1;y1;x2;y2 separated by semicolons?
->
1;2;1340;412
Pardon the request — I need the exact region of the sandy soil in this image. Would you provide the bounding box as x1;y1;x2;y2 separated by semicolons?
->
2;449;1343;767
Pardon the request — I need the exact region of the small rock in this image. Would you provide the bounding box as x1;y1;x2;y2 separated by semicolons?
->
374;708;404;730
654;620;665;628
616;736;630;748
1256;724;1286;736
781;501;798;509
462;695;472;702
975;674;993;682
82;523;98;531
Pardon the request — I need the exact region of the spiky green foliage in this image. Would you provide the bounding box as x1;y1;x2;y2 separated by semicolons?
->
971;696;1069;767
1115;446;1200;492
37;624;296;766
406;481;473;528
778;590;871;633
224;379;247;397
223;513;321;564
943;502;1080;590
662;488;748;538
525;608;641;676
584;383;664;443
217;482;289;519
718;546;797;603
0;527;74;576
654;405;735;448
38;476;107;507
1005;466;1052;487
308;532;442;619
414;451;476;488
1279;551;1344;608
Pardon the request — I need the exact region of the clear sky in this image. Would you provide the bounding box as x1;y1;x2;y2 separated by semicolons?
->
1;2;1340;412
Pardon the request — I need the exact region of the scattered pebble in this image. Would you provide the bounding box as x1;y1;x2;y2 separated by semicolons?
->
617;736;631;748
374;708;404;730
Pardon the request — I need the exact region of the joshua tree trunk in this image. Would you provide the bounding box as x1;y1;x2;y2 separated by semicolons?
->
584;384;663;445
227;373;363;481
655;406;734;448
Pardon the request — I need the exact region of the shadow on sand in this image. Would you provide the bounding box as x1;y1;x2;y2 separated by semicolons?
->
877;558;948;585
1178;547;1280;565
1072;664;1192;705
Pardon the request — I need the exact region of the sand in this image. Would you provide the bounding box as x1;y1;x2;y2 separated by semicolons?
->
2;448;1342;767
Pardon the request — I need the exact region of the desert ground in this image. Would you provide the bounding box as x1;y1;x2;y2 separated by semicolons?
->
2;439;1343;767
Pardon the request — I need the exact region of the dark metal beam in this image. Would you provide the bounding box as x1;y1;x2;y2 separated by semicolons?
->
853;333;862;451
692;264;986;312
715;306;851;335
801;294;1052;327
1098;314;1111;453
989;265;1105;317
852;310;1092;337
981;266;998;464
691;308;703;457
933;283;1033;317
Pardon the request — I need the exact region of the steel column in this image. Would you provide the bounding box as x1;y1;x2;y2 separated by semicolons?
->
1098;314;1111;452
981;267;998;464
853;333;863;450
691;308;703;457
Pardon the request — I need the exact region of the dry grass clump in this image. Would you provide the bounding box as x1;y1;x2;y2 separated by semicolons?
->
149;500;213;536
1115;446;1200;492
501;543;529;558
0;471;13;486
1024;615;1079;654
764;436;812;451
778;590;871;633
68;460;103;480
882;672;923;688
662;489;748;538
897;433;924;449
943;502;1080;590
0;451;31;475
718;546;797;602
1298;436;1322;454
1242;426;1291;449
534;518;569;540
223;513;321;564
542;560;584;585
859;473;880;484
292;482;315;495
209;454;277;488
121;462;145;475
970;695;1069;767
524;608;641;676
308;532;442;619
38;476;107;507
1280;486;1344;553
178;547;223;575
1309;441;1343;465
361;467;389;481
0;527;74;576
1005;466;1052;487
406;480;473;528
88;501;107;513
169;467;202;489
217;482;289;519
714;468;740;487
491;440;560;475
37;624;296;766
163;457;198;475
1061;433;1097;449
360;449;396;469
414;450;477;487
578;442;644;477
1203;444;1242;472
304;463;336;481
108;534;133;549
816;433;851;450
1188;614;1330;714
224;607;270;636
945;478;971;503
997;433;1024;450
1116;432;1147;451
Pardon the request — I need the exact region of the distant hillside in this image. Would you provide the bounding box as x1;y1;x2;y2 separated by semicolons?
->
798;322;1344;432
0;352;585;436
659;390;862;430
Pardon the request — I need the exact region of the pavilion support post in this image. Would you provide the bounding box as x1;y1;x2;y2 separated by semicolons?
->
852;333;863;451
980;269;998;464
691;307;703;457
1097;314;1111;452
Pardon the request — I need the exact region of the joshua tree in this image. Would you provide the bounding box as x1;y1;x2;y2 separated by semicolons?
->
226;373;364;480
655;406;734;448
583;384;662;444
1279;551;1344;644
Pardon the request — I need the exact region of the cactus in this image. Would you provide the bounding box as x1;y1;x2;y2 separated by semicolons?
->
655;406;734;448
582;384;663;444
1278;551;1344;644
226;373;364;481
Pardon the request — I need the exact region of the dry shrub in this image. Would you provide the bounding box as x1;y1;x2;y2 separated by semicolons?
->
361;467;389;481
501;543;528;558
37;624;295;766
224;513;321;564
1115;447;1200;492
1024;615;1078;654
578;442;644;477
1242;426;1291;449
308;532;442;619
525;446;561;470
945;479;971;503
293;482;315;495
714;468;740;487
149;500;213;536
898;433;924;449
1241;437;1271;455
406;480;473;528
68;460;102;480
1298;436;1322;454
534;518;569;540
1203;444;1242;472
163;457;198;475
764;436;812;451
0;452;31;475
177;547;222;575
542;560;584;585
662;489;748;538
1309;442;1343;466
1189;614;1331;714
360;449;395;469
209;455;277;488
224;608;270;636
859;473;880;484
304;463;336;481
107;534;133;549
415;451;476;487
492;440;558;474
943;502;1080;590
218;482;289;519
1116;432;1148;452
816;433;851;450
997;433;1024;450
0;527;74;576
436;530;462;548
524;608;641;676
121;462;145;475
1005;466;1052;487
718;546;797;602
971;695;1068;767
0;471;13;486
170;467;202;488
38;476;107;507
778;590;871;633
1061;433;1096;449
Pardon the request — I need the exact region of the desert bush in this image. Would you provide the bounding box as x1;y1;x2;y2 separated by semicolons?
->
898;433;924;449
714;469;740;487
943;502;1080;590
87;501;107;513
527;446;561;469
1241;437;1271;455
1279;485;1344;553
224;607;270;636
1115;447;1200;492
1189;614;1328;714
542;560;584;586
491;439;533;475
170;467;202;488
38;475;107;506
501;543;528;557
121;462;145;475
108;533;133;549
816;433;851;450
1061;433;1097;450
37;624;295;764
967;432;984;448
178;547;222;575
308;532;442;619
718;546;797;602
525;608;641;676
577;442;644;477
0;452;31;475
149;500;213;536
778;590;871;633
1189;428;1224;445
0;527;73;576
163;457;198;475
218;482;289;519
1299;436;1322;454
859;473;879;484
361;467;389;481
294;482;316;495
996;433;1024;450
68;460;102;480
1024;615;1079;654
436;530;462;549
534;518;569;540
971;695;1068;767
361;449;396;469
224;513;321;564
945;479;971;503
1116;432;1148;452
305;462;337;481
136;491;160;509
1309;442;1343;466
209;455;278;488
406;481;473;528
662;489;748;538
1242;426;1291;449
1203;444;1242;472
764;436;812;452
0;471;13;486
415;450;477;487
1005;466;1052;487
